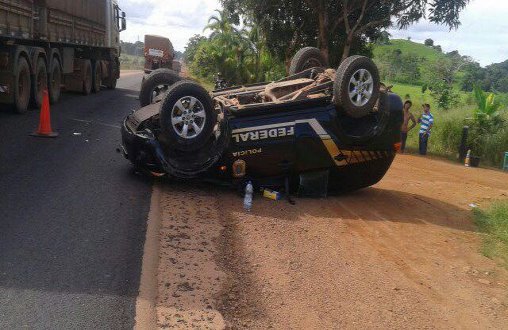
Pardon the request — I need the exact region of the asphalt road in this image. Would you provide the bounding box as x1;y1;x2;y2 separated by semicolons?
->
0;72;151;329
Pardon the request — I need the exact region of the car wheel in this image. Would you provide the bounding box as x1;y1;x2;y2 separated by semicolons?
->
289;47;327;75
139;69;182;107
49;58;62;104
159;80;216;152
334;91;391;145
333;56;380;119
14;57;31;113
31;57;48;109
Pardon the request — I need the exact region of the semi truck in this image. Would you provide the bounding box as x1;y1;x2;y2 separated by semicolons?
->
143;34;181;75
0;0;127;113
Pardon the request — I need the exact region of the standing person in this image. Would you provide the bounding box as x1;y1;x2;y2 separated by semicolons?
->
418;104;434;155
400;100;417;153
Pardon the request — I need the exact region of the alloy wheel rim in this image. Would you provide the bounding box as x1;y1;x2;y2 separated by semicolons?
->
171;96;206;139
348;69;374;107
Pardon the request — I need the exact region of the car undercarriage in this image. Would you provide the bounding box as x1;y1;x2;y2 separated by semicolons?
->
121;47;403;196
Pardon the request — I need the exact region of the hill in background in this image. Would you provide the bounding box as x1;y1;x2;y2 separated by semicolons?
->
372;38;508;94
373;39;447;63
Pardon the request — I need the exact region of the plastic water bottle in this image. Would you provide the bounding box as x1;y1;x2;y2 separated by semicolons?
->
243;181;253;212
465;149;471;167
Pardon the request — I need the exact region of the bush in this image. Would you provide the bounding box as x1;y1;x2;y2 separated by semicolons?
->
433;111;466;156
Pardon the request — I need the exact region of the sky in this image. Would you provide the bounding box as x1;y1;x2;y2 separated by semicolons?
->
119;0;508;67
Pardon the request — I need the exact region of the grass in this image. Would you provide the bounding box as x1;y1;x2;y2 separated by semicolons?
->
474;201;508;268
187;74;215;91
386;81;508;167
388;82;474;158
120;54;144;70
373;39;446;62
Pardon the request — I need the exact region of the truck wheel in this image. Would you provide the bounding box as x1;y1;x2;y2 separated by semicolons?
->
289;47;327;75
14;57;31;113
82;60;92;95
31;57;48;109
92;61;102;93
333;55;380;119
159;80;216;152
139;69;182;107
105;59;119;90
106;77;117;90
49;58;62;104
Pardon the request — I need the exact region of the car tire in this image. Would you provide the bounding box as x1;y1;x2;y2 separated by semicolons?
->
334;91;391;145
159;80;216;152
82;59;93;95
139;69;182;107
14;57;31;113
333;55;380;119
289;47;327;75
49;58;62;104
31;57;48;109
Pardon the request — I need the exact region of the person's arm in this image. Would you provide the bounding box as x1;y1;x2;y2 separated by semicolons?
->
409;113;417;131
425;118;434;135
426;123;433;135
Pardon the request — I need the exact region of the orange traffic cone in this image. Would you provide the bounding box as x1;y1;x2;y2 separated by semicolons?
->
31;89;58;138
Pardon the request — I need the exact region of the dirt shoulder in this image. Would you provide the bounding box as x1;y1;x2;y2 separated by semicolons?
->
155;155;508;329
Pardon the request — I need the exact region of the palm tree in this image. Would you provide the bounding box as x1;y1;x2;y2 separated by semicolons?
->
205;10;239;43
242;20;263;81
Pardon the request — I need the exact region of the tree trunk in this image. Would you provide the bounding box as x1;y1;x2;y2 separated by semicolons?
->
317;9;330;64
341;34;353;62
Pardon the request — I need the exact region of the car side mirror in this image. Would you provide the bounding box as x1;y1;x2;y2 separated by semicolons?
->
121;17;127;31
122;11;126;18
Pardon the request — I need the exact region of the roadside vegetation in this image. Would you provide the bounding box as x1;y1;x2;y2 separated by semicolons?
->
474;201;508;268
119;53;144;70
181;0;507;168
184;11;286;85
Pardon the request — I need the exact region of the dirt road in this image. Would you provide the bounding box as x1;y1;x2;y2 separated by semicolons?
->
154;155;508;329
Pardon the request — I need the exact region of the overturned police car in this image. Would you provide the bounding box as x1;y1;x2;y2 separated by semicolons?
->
121;47;403;195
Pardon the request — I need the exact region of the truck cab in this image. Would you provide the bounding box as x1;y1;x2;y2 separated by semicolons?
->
109;0;127;53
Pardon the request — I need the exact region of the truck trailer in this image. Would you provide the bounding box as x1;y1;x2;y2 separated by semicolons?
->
0;0;126;113
143;34;181;74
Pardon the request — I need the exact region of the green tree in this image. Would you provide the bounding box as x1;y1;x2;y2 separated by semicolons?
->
460;62;486;92
430;80;458;110
187;11;286;85
376;31;391;45
424;38;434;46
485;60;508;93
184;35;208;64
222;0;470;64
423;58;459;109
